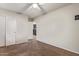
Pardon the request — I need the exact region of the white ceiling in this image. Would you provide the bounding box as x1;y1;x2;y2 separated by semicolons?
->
0;3;71;19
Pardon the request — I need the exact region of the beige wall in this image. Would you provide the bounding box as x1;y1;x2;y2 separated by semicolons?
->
35;4;79;54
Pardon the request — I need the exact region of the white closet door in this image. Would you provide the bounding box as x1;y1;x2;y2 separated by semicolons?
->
6;16;16;46
0;16;5;46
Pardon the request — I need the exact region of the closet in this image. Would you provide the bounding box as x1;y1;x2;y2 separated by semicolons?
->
0;16;16;47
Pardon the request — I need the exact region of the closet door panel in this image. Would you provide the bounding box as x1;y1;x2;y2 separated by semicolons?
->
0;16;5;46
6;16;16;46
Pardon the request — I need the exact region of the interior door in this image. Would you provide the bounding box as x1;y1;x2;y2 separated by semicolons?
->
0;16;5;46
6;16;16;46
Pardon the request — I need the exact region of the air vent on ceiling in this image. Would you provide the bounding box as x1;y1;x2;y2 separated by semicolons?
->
28;18;34;22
